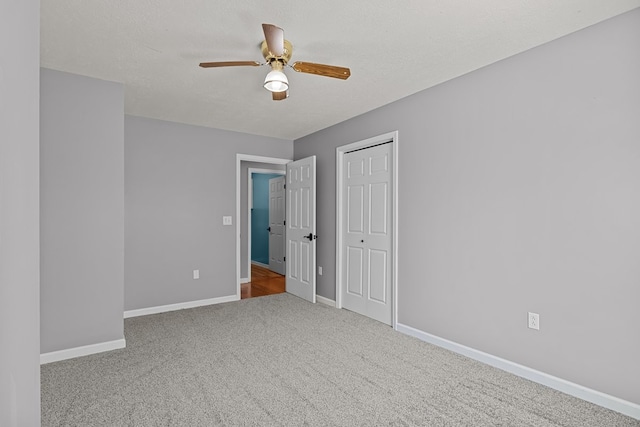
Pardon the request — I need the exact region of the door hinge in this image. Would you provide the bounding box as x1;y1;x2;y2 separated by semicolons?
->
284;220;286;225
284;256;286;262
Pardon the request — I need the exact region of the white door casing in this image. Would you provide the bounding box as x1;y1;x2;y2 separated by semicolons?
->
286;156;317;303
268;175;286;275
336;132;398;328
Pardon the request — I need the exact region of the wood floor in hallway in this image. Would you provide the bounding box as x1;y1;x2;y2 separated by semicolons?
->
241;264;285;299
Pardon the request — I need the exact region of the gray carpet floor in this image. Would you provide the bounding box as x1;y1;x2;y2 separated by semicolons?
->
41;293;638;426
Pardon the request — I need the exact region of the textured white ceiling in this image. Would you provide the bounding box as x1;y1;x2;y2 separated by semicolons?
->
41;1;640;140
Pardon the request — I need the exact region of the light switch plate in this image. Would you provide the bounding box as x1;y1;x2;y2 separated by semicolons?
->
222;216;232;226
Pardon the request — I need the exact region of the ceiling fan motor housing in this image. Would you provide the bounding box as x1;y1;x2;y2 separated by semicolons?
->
261;40;293;65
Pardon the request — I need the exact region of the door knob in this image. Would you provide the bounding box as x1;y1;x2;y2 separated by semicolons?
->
303;233;316;240
267;227;271;232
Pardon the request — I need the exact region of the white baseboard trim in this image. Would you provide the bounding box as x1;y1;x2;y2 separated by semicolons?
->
316;295;336;307
124;294;239;319
40;338;126;365
240;277;250;284
396;323;640;420
251;261;269;268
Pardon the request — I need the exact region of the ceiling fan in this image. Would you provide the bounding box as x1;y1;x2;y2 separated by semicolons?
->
199;24;351;101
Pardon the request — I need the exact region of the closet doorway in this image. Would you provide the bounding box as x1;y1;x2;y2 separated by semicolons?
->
336;131;398;327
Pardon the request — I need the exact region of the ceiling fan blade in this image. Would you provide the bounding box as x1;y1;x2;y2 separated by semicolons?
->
272;91;288;101
292;61;351;80
262;23;284;57
199;61;260;68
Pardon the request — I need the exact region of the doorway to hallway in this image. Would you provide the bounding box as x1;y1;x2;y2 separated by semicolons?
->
236;153;318;304
249;171;285;274
241;264;285;299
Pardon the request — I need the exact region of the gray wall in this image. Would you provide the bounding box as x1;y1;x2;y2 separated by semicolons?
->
294;9;640;405
125;116;292;310
40;69;125;353
0;0;41;424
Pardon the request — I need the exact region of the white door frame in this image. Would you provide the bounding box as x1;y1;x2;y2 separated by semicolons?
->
236;154;291;299
246;168;285;283
335;131;399;329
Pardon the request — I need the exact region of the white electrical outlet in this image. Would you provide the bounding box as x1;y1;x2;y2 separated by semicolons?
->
318;266;323;275
528;312;539;330
193;269;200;280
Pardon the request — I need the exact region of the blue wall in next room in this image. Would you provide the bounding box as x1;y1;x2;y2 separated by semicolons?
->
251;173;282;265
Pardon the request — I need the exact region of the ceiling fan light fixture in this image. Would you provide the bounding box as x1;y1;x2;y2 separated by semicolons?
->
199;24;351;101
263;69;289;92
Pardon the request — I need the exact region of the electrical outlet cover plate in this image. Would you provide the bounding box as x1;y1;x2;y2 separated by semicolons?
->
528;312;540;330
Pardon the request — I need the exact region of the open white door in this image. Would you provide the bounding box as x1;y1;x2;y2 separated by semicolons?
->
286;156;316;303
268;175;286;275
